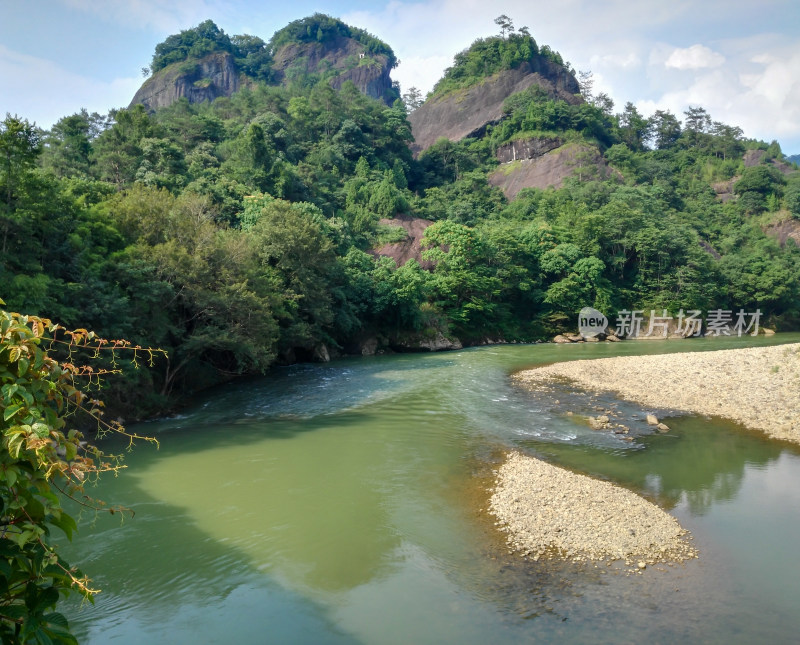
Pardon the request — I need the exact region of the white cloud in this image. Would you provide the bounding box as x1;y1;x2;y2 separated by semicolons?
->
665;44;725;70
0;45;140;129
637;45;800;147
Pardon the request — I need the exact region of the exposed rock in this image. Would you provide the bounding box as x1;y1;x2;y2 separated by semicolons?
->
392;331;462;352
495;137;562;163
765;218;800;248
369;214;435;269
360;337;378;356
646;414;659;425
130;51;243;111
272;37;394;104
416;332;462;351
657;423;670;433
699;240;722;259
131;35;396;112
553;335;571;344
744;149;766;167
588;414;611;430
408;58;580;155
489;144;618;200
770;158;797;176
312;344;331;363
712;178;737;203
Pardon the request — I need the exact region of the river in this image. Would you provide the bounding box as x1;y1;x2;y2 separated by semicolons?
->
62;335;800;644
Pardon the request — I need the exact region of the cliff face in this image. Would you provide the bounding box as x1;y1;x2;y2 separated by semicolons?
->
495;137;562;163
489;143;617;200
272;36;394;104
408;58;580;156
129;51;241;111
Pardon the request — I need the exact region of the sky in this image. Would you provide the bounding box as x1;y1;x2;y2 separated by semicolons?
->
2;0;800;153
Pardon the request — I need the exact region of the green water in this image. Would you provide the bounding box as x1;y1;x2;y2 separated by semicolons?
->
62;335;800;644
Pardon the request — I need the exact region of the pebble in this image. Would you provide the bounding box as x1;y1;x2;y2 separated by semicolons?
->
489;452;698;566
513;343;800;444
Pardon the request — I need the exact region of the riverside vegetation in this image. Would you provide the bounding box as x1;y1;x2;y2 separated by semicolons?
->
2;15;800;640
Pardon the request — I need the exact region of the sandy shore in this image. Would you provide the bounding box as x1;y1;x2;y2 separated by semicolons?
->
515;342;800;444
490;452;697;566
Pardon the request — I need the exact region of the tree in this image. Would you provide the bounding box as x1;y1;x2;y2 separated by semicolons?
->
248;197;338;350
617;102;651;151
0;302;162;643
577;70;594;103
683;106;711;148
494;15;514;38
42;111;94;179
649;110;681;149
401;86;424;112
0;115;42;260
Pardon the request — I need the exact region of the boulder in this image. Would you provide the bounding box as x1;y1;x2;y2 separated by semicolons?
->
312;344;331;363
360;337;379;356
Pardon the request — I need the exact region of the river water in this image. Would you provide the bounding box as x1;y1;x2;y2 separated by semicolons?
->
63;335;800;644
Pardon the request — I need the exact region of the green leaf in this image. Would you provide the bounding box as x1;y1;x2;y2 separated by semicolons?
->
32;422;49;439
2;383;20;401
43;613;69;629
50;514;77;541
4;403;24;421
18;387;34;406
4;467;18;487
2;603;27;620
17;357;29;377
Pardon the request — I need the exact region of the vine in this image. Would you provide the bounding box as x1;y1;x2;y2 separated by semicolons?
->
0;300;165;644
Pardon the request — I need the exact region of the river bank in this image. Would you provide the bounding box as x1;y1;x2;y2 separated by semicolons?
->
514;342;800;444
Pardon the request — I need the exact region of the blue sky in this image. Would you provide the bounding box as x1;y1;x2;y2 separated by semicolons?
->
3;0;800;153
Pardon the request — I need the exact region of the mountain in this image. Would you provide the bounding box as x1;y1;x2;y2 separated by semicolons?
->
409;54;580;155
130;15;398;111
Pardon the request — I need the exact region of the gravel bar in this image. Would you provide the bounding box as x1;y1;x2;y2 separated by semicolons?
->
515;342;800;444
490;452;697;566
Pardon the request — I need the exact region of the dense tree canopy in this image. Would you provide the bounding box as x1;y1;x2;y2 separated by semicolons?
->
3;16;799;419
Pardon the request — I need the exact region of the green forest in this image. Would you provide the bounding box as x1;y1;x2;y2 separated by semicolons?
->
2;15;799;421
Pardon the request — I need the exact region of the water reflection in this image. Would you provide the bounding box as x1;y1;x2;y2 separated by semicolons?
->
521;398;794;514
59;336;800;644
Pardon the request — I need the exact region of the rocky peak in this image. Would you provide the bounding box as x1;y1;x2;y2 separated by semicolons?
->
129;16;398;111
408;57;580;156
